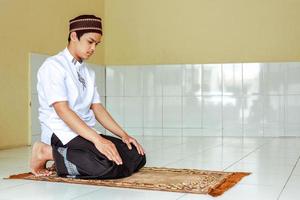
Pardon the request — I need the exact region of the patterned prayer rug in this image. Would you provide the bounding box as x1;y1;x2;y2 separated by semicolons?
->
7;167;250;197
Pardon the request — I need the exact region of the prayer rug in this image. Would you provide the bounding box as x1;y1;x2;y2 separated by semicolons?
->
7;167;250;197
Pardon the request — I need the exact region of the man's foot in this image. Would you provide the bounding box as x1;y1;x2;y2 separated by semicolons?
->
30;142;52;176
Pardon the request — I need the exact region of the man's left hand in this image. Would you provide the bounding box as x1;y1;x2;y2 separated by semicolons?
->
122;135;145;155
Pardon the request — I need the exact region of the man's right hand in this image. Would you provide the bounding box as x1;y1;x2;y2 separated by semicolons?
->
94;137;123;165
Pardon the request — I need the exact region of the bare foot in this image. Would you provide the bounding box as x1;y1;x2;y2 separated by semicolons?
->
30;142;52;176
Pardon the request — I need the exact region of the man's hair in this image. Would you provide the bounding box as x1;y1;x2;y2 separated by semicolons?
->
68;30;87;42
68;14;102;42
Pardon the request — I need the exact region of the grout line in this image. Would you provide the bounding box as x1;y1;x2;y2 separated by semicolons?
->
175;193;189;200
221;64;224;138
283;64;287;137
262;64;265;137
104;66;107;135
241;63;245;137
141;67;145;137
200;64;204;136
181;66;184;140
70;187;103;200
276;154;300;200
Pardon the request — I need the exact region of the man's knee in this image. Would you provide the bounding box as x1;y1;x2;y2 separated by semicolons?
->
73;151;114;176
136;153;146;171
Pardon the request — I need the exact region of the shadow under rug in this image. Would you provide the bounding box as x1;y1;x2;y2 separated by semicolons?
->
6;167;250;197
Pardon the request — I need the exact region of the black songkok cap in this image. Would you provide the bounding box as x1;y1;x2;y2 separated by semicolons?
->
69;15;102;35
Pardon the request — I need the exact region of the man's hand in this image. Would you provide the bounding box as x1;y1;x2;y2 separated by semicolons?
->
122;134;145;155
94;137;123;165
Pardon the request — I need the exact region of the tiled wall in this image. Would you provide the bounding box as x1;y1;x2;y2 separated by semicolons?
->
106;63;300;137
30;54;300;142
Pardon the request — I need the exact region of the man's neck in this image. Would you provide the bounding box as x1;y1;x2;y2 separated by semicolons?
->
67;45;82;63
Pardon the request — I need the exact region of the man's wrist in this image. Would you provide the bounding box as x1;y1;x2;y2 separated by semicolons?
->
91;133;104;144
120;131;129;138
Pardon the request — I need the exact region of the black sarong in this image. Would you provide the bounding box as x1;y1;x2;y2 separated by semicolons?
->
51;134;146;179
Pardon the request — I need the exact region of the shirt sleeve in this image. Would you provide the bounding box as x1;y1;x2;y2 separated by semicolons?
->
38;61;68;106
92;84;101;104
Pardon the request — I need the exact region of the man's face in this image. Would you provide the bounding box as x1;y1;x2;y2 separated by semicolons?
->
74;32;102;60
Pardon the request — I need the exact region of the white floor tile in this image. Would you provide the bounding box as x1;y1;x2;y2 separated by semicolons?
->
0;182;100;200
72;187;184;200
1;137;300;200
0;179;32;190
279;175;300;200
225;162;294;174
179;184;281;200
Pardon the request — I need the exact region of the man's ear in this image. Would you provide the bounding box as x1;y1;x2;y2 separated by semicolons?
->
70;32;78;42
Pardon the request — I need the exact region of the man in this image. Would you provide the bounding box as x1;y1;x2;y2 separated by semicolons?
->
30;14;146;179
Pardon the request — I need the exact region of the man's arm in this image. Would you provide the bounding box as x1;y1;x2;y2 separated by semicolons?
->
53;101;123;165
91;103;145;155
90;103;128;138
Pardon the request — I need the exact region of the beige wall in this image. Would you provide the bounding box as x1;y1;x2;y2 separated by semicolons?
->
0;0;105;149
105;0;300;64
29;0;105;63
1;0;300;148
0;0;30;149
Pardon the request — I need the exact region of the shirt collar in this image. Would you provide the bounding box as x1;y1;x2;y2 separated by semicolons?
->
63;47;84;68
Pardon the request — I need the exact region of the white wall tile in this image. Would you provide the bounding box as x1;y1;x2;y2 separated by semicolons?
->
30;53;48;94
223;128;243;137
202;96;222;129
163;128;182;136
202;128;222;136
31;94;40;136
286;62;300;95
142;66;163;96
264;96;284;129
31;134;40;145
124;66;143;96
223;63;242;96
182;97;202;128
162;65;183;96
202;64;222;95
94;97;106;134
263;63;284;95
144;97;162;128
93;124;106;135
285;127;300;137
124;97;143;127
144;128;163;136
87;63;106;96
263;127;283;137
106;97;124;126
286;95;300;127
182;129;202;136
104;62;300;138
243;63;263;95
243;96;264;136
124;128;143;136
223;96;243;130
99;96;106;107
183;64;202;96
106;67;124;96
163;97;182;128
244;127;264;137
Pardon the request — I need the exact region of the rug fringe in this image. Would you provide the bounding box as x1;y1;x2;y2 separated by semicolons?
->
5;173;32;179
208;172;250;197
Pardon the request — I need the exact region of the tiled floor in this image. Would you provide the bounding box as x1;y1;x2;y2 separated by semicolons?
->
1;136;300;200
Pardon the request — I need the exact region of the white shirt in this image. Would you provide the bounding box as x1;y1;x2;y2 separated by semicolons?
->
37;48;101;145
